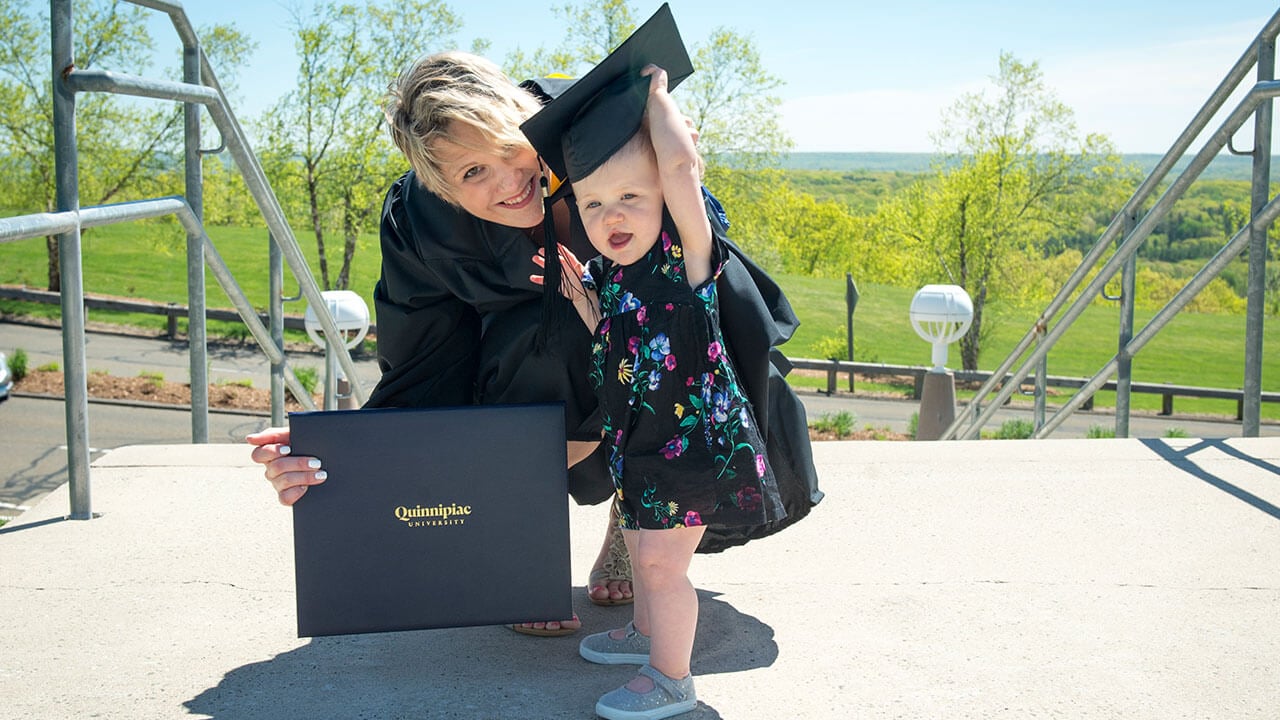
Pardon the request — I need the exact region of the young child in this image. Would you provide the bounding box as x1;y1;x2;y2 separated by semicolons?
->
523;8;785;719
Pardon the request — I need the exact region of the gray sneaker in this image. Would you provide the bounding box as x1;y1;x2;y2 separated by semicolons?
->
595;664;697;720
578;621;651;665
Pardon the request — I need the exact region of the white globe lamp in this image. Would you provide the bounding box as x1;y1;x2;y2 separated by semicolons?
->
908;284;973;439
909;284;973;372
304;290;370;409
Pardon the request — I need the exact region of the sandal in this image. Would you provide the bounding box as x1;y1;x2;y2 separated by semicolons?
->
509;614;580;637
595;664;697;720
588;522;634;607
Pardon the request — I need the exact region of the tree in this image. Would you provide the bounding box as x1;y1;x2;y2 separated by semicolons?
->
0;0;249;291
876;52;1126;370
682;27;791;168
259;0;459;291
500;1;791;171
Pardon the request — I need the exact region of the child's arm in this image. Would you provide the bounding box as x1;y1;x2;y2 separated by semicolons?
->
531;243;601;330
642;64;713;288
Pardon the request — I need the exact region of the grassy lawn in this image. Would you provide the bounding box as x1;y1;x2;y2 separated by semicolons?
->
1;221;1277;421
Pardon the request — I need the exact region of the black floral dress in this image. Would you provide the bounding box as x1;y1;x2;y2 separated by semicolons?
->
584;223;787;531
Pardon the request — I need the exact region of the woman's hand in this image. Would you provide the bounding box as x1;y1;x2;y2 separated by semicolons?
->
531;242;600;329
246;427;326;506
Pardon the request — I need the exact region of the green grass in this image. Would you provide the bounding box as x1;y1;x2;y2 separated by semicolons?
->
2;222;1277;421
775;272;1280;421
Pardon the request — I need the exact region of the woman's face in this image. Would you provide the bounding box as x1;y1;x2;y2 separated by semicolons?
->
432;122;544;228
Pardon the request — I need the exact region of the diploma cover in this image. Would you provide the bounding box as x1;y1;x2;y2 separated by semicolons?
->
288;403;572;637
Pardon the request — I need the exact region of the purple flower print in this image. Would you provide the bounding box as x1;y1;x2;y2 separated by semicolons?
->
737;486;762;512
618;292;641;312
648;372;662;391
637;305;648;324
627;336;641;356
660;435;686;459
664;354;678;371
707;341;722;362
683;510;703;527
755;453;767;478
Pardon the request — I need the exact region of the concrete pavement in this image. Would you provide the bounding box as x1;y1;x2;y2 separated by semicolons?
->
1;437;1277;718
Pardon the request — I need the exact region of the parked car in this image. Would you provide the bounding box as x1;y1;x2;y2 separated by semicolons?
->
0;352;11;400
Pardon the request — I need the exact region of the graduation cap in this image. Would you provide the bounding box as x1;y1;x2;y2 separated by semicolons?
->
523;2;695;346
520;2;694;184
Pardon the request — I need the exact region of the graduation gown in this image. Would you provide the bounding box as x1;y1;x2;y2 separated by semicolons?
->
364;169;821;552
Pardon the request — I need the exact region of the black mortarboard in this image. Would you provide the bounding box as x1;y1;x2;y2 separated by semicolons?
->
523;3;694;350
520;2;694;183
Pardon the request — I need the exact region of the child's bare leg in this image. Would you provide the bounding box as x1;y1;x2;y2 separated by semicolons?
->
623;525;705;684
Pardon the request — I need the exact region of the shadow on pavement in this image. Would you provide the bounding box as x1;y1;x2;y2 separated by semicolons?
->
185;590;769;719
1140;438;1280;521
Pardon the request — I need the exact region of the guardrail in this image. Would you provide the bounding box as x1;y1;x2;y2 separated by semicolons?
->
6;285;1274;420
789;358;1280;420
0;285;378;339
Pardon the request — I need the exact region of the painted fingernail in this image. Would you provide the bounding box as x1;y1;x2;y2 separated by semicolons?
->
314;470;327;481
307;458;322;469
280;445;291;455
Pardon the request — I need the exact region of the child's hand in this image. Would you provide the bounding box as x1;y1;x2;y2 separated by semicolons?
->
531;242;588;299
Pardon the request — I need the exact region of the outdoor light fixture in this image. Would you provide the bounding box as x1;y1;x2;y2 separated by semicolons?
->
909;284;974;372
908;284;973;440
304;290;369;410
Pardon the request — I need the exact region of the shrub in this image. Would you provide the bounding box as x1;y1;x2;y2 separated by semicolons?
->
290;366;319;401
9;348;28;381
139;370;165;390
1086;424;1116;439
1163;427;1191;438
37;361;60;372
809;410;856;438
992;418;1035;439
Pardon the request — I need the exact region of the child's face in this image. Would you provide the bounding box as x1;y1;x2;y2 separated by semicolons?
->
573;146;664;267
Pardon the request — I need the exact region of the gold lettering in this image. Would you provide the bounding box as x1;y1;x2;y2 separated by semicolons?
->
393;503;474;525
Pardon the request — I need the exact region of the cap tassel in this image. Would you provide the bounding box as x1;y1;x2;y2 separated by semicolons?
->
535;174;565;355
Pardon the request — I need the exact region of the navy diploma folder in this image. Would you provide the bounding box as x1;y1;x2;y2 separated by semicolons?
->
288;403;572;637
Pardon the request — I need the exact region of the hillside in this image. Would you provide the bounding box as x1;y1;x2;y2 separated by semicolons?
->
779;152;1278;181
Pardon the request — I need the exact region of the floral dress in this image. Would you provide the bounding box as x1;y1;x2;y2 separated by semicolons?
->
584;222;787;531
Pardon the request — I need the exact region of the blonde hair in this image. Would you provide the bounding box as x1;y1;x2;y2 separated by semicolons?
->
384;51;541;204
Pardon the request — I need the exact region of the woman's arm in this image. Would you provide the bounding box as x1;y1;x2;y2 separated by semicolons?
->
642;64;712;288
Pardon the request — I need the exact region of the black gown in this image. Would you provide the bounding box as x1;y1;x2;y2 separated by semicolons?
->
364;170;822;552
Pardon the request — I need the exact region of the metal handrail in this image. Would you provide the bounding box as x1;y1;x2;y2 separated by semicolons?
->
941;10;1280;440
16;0;367;518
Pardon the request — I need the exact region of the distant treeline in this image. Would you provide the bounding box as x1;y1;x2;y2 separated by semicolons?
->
775;152;1280;181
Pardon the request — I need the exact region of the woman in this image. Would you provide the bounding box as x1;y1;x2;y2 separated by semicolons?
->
247;50;821;635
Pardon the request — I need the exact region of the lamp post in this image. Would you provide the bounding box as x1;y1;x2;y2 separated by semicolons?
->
908;284;973;440
304;290;370;410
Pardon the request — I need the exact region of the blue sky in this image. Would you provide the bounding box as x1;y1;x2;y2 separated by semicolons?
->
155;0;1278;153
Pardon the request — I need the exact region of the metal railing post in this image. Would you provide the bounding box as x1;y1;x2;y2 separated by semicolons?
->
1115;210;1138;438
182;29;208;442
1243;36;1275;437
269;233;286;426
51;0;92;520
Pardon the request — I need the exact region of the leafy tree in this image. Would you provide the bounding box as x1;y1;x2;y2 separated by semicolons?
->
875;52;1128;370
682;27;791;168
501;1;790;170
0;0;249;290
258;0;460;291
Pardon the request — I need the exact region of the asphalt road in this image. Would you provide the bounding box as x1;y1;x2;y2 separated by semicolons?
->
1;321;1272;520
